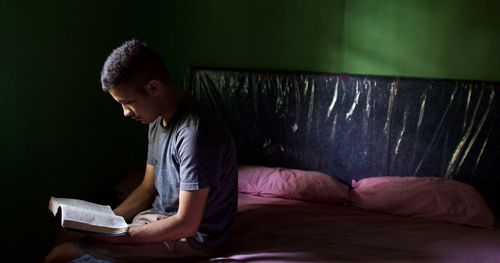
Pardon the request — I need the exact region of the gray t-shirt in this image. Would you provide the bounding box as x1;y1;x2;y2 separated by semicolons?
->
146;95;238;252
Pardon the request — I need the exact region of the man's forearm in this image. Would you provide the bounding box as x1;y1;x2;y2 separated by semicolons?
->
93;189;209;245
127;214;196;243
88;213;194;245
127;188;210;244
114;184;156;221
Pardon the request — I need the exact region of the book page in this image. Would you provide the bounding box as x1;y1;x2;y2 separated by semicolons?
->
49;197;114;215
49;197;128;230
61;205;128;229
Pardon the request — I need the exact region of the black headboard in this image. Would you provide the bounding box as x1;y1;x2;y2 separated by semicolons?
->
188;67;500;215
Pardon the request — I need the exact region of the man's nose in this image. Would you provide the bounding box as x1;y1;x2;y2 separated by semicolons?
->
122;105;132;117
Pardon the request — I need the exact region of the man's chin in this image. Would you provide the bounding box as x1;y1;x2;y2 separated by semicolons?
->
138;118;154;124
132;116;154;124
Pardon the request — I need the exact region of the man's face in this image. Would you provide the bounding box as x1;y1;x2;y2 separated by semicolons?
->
108;85;160;124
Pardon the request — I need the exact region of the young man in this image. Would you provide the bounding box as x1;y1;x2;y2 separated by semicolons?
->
45;39;238;262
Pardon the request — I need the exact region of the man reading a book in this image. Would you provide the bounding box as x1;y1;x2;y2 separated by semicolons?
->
45;39;238;262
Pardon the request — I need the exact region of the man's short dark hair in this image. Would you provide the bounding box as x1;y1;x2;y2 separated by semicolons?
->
100;39;171;92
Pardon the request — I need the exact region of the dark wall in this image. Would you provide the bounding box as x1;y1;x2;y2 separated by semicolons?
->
0;1;147;261
138;0;345;86
1;0;499;261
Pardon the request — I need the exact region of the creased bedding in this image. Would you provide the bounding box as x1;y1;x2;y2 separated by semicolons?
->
205;193;500;263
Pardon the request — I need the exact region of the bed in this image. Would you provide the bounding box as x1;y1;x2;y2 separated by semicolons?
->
199;166;500;263
209;193;500;263
77;68;500;263
186;68;500;263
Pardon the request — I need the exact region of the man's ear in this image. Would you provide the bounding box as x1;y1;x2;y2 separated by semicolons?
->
145;80;161;96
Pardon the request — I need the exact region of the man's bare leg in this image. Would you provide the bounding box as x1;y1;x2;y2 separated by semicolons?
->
44;241;85;263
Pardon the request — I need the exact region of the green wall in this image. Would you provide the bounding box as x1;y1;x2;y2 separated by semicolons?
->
140;0;500;84
343;0;500;81
1;0;499;261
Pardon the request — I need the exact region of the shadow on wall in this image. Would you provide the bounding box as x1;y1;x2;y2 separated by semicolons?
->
138;0;347;88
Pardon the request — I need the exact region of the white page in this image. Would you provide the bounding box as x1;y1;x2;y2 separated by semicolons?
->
61;205;128;229
49;197;128;229
49;197;114;215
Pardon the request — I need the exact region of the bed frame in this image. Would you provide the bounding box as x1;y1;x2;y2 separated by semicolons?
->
188;67;500;216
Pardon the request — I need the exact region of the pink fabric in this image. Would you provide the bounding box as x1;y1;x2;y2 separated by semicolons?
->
350;176;495;229
238;165;349;205
202;193;500;263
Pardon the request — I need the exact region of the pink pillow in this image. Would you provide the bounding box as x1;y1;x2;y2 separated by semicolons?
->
350;176;495;229
238;165;349;205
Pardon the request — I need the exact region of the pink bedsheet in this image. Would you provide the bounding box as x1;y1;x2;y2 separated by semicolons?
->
205;193;500;263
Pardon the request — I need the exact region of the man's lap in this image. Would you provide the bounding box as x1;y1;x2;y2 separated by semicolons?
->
76;211;210;262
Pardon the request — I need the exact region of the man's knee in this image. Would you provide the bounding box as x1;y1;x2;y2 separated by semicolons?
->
44;241;85;263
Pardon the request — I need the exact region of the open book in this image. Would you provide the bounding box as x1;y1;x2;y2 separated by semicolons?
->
49;196;129;236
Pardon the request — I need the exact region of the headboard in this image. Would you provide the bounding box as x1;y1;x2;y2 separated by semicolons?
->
187;67;500;215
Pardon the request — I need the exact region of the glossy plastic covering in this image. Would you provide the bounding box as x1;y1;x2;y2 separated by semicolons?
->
188;68;500;215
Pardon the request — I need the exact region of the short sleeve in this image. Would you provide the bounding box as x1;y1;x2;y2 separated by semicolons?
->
147;123;156;165
176;126;222;191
